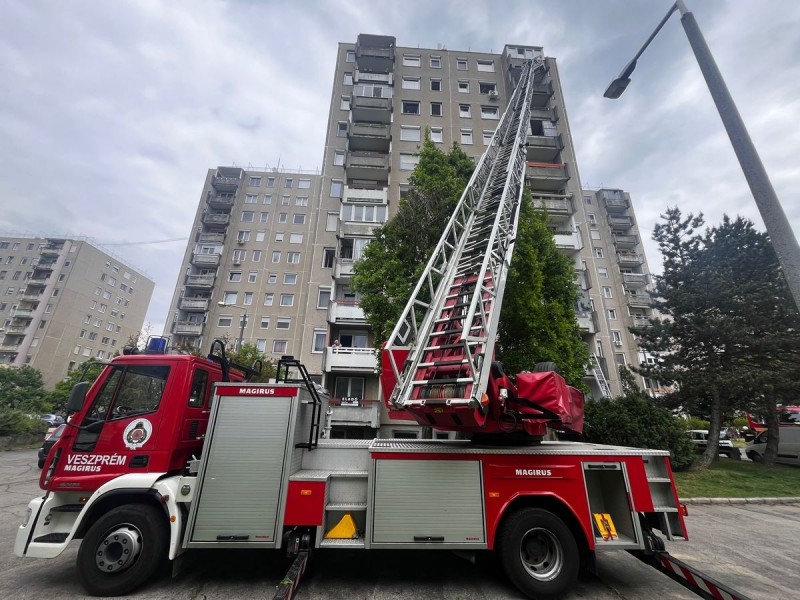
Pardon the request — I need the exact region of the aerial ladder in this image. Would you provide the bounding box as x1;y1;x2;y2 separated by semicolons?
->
383;57;581;438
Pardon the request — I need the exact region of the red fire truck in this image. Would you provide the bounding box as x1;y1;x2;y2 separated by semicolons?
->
15;58;748;600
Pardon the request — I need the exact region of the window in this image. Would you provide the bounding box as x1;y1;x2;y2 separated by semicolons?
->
252;250;262;262
241;211;254;222
400;153;420;170
281;195;291;206
330;180;343;197
323;248;335;268
218;316;232;327
260;316;270;329
588;213;597;225
460;129;473;144
260;212;270;223
590;229;601;240
594;247;605;258
337;121;348;137
602;286;613;299
317;287;331;309
345;49;355;62
287;252;301;264
430;127;443;143
312;330;327;353
343;71;353;85
276;317;291;330
340;95;350;110
402;101;420;115
293;214;306;225
284;273;297;284
402;54;420;67
598;267;609;278
245;193;257;204
276;232;285;243
430;78;442;91
479;82;497;94
268;273;278;284
611;330;623;345
278;213;288;223
402;77;421;90
280;294;294;307
290;233;303;244
298;178;310;189
341;203;387;223
456;58;468;70
256;339;267;352
481;105;499;119
482;130;494;145
243;292;253;306
458;80;469;93
263;194;272;205
272;340;287;353
400;125;421;142
272;251;281;263
284;178;293;189
430;56;441;68
608;309;617;320
295;196;308;207
248;271;257;283
248;176;261;186
476;59;495;72
334;150;345;166
584;195;592;205
459;104;471;118
264;293;274;306
326;213;338;231
430;102;442;117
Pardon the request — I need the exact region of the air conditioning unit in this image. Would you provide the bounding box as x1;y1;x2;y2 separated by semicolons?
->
614;340;623;347
233;260;241;266
237;239;245;245
488;90;499;100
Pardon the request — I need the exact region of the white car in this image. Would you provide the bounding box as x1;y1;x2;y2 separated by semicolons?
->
686;429;740;459
746;426;800;466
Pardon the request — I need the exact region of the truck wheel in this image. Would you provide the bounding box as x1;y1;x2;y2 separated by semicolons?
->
533;362;559;373
498;508;579;600
76;504;168;597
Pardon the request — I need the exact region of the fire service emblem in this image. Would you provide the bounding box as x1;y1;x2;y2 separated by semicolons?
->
123;419;153;450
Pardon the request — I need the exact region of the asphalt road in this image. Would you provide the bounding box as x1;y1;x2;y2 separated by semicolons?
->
2;448;798;600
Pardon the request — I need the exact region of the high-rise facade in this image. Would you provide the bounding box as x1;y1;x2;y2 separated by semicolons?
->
0;236;154;388
166;35;659;436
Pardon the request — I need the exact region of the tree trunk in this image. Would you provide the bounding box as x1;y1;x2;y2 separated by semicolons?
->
697;388;722;468
763;405;780;467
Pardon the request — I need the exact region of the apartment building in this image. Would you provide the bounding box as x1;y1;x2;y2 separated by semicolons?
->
0;236;153;389
167;34;659;436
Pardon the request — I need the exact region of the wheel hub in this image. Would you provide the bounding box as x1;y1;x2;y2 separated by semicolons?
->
94;524;142;573
520;527;563;582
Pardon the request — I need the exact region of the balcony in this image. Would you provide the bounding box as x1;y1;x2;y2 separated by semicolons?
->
354;70;393;85
600;190;629;212
172;321;204;336
346;151;390;180
0;345;21;354
211;175;240;193
529;106;559;123
202;213;230;229
576;266;592;291
4;324;29;335
526;134;563;162
185;274;215;289
576;311;597;334
179;298;210;312
348;122;391;153
355;34;395;73
617;252;643;266
206;194;235;210
10;308;35;319
351;96;392;124
627;293;652;309
328;300;366;324
526;162;569;192
553;230;583;252
198;232;225;244
612;234;639;248
343;185;388;204
327;401;381;428
631;315;653;328
530;193;573;217
340;221;381;237
608;216;634;232
622;273;649;288
334;258;356;279
191;253;221;267
20;292;43;302
530;81;554;108
325;346;377;373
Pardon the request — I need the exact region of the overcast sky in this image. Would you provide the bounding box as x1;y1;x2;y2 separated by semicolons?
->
2;0;798;336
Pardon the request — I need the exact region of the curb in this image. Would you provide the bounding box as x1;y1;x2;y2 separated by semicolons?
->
682;497;800;505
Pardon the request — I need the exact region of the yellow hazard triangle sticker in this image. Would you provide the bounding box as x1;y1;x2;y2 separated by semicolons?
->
593;513;618;541
324;513;357;539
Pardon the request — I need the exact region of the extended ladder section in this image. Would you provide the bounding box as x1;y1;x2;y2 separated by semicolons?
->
591;354;612;398
385;58;546;428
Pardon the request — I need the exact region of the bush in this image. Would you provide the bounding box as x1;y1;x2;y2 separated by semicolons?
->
0;409;48;437
583;396;697;471
684;416;710;431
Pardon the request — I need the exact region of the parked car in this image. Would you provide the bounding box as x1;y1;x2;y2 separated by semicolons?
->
37;424;65;469
686;429;741;459
40;414;64;427
746;427;800;466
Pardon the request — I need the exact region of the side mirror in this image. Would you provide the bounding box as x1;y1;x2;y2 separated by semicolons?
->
66;381;90;413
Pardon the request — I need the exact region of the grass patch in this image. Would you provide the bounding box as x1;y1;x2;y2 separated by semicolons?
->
674;459;800;498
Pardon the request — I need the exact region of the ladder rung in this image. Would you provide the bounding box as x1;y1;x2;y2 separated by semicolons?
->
417;359;470;368
411;377;474;385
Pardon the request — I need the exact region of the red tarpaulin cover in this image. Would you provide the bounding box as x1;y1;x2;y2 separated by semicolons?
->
514;371;584;434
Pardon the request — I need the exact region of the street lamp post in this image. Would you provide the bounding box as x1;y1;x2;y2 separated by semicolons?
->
604;0;800;310
218;302;248;351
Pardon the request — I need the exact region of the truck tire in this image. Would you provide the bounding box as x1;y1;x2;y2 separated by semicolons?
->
76;504;168;597
533;362;559;374
497;507;579;599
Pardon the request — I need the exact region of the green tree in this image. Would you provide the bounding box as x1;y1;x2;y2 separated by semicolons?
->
635;209;800;468
226;343;277;383
583;367;696;471
497;193;589;387
47;359;106;413
0;366;48;413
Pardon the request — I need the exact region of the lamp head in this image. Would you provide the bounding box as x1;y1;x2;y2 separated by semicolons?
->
604;77;631;99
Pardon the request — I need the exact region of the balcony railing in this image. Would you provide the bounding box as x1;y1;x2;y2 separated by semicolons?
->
354;70;393;85
576;311;597;334
627;294;652;308
343;185;388;204
198;232;225;244
631;315;653;328
526;162;569;191
553;230;583;252
10;309;34;319
325;346;377;372
212;175;240;192
327;402;380;427
530;81;554;107
346;151;390;179
526;134;563;162
622;273;649;287
206;195;235;210
608;216;634;231
185;274;215;288
340;221;381;238
172;321;204;335
334;258;356;279
617;252;643;265
179;298;210;311
529;106;559;122
202;213;230;228
348;122;391;152
191;253;221;267
530;193;573;216
4;325;29;335
328;300;366;323
0;345;21;354
351;96;392;124
612;234;639;247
